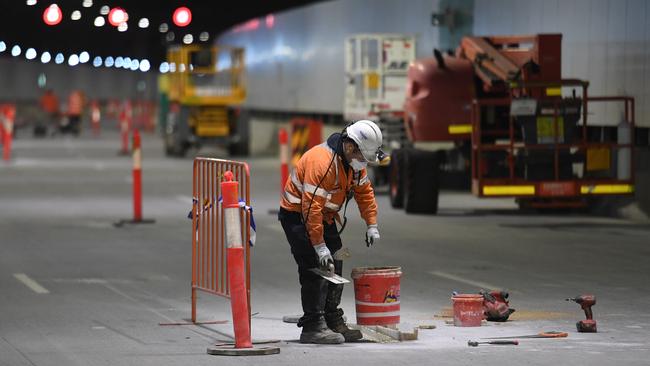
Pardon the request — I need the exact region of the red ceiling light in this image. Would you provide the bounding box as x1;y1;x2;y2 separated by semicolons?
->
43;4;63;26
108;7;128;27
172;7;192;27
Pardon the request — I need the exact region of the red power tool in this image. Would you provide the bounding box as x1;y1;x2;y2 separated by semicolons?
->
480;290;515;322
566;294;597;333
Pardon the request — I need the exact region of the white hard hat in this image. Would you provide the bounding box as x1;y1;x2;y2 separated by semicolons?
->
345;120;383;162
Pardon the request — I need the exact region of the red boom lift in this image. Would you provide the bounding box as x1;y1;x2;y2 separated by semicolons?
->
388;34;639;213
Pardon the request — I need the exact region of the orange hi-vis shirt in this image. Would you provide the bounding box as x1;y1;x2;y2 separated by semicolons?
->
68;91;83;115
40;93;59;114
280;141;378;246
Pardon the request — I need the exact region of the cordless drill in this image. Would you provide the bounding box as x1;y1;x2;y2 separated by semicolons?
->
566;294;597;333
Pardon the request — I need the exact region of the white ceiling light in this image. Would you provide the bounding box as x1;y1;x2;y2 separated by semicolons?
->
169;62;176;72
179;63;186;72
68;54;80;66
117;22;128;32
25;48;37;60
71;10;81;20
159;62;169;73
159;23;168;33
122;57;131;69
114;57;123;68
0;41;7;52
55;53;64;64
199;32;209;42
100;5;109;15
130;59;139;71
182;34;193;44
26;0;37;5
41;51;51;63
93;56;102;67
104;56;114;67
79;51;90;63
11;45;21;57
139;59;150;72
94;16;105;27
82;0;92;8
138;18;149;28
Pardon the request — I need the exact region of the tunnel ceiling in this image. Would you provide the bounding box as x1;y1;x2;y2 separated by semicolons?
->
0;0;323;67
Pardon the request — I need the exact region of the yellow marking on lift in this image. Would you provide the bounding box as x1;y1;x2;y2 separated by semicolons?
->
580;184;634;194
448;124;472;134
483;185;535;196
546;87;562;96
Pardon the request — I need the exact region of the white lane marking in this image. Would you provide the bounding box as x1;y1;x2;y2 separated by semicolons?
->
265;224;284;233
176;195;192;203
13;273;50;294
428;271;507;292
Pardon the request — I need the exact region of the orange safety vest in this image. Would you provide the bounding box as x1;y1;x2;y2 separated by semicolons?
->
280;141;377;245
40;93;59;114
67;91;83;115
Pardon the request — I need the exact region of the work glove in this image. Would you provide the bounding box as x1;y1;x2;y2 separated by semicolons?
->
365;224;380;247
313;243;334;269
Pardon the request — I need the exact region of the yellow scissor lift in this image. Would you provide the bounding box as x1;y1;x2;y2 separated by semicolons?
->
164;45;248;156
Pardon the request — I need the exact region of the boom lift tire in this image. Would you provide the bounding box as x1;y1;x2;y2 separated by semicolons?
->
165;106;190;157
227;109;250;156
389;148;406;208
404;149;440;214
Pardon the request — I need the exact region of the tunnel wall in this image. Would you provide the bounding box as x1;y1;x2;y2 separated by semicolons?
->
0;57;157;102
218;0;443;115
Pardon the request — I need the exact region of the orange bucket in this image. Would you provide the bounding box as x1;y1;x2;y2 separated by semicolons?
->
451;294;484;326
351;266;401;326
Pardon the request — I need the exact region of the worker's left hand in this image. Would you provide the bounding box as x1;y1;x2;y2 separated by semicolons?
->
365;224;380;247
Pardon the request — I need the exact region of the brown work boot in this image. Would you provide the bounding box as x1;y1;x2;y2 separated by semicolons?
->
325;309;362;342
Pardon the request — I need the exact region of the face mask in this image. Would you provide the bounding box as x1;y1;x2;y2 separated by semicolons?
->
350;158;367;172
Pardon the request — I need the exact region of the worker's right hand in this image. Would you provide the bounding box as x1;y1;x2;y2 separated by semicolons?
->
313;243;333;269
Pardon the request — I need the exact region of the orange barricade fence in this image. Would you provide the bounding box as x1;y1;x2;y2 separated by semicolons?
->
191;157;252;323
290;118;323;166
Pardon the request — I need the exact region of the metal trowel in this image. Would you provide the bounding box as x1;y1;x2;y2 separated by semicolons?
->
309;263;350;284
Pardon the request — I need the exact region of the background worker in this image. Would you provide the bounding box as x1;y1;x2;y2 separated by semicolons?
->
38;89;59;136
278;120;383;344
66;89;85;135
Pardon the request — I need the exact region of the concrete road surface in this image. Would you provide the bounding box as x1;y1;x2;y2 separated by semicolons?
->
1;130;649;365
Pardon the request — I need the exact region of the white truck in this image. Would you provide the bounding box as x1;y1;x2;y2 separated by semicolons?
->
344;34;415;127
344;34;415;184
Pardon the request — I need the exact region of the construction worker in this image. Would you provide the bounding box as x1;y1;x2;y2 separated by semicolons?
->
279;120;383;344
39;89;59;135
66;89;84;135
